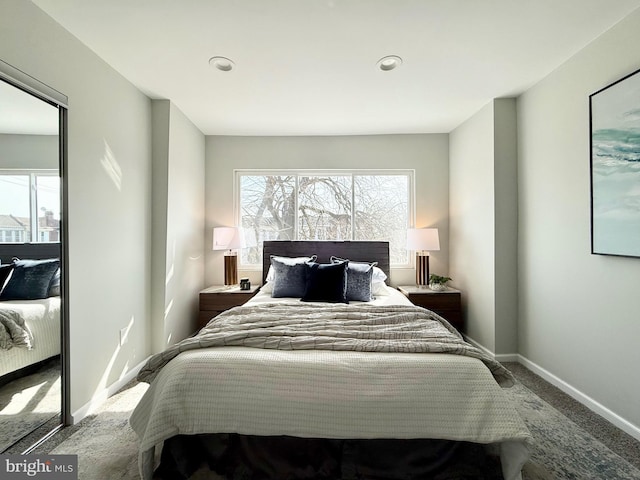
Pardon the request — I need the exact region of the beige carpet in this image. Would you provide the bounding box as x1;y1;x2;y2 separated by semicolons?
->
39;382;147;479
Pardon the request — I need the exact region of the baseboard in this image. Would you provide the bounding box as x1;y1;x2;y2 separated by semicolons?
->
517;355;640;442
462;335;518;362
494;353;519;362
462;337;640;441
71;357;148;424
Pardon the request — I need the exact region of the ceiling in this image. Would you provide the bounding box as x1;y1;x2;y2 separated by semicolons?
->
31;0;640;136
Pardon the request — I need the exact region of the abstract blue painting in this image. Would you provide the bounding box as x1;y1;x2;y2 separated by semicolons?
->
590;68;640;258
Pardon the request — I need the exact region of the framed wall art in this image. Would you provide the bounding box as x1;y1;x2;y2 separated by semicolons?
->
590;67;640;258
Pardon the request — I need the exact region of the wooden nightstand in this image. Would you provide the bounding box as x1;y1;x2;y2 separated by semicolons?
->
397;285;463;332
198;285;260;329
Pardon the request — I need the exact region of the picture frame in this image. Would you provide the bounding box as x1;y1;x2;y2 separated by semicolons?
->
589;67;640;258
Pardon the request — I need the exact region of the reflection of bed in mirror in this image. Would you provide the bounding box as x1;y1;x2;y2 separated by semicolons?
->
0;297;61;380
0;246;61;383
0;249;61;452
0;291;60;452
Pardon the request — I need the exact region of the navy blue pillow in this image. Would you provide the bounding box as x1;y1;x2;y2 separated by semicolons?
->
0;258;60;300
301;261;348;303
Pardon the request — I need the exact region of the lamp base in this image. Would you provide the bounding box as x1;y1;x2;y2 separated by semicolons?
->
224;254;238;285
415;253;430;286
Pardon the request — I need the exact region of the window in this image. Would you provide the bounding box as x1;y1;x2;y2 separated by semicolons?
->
236;170;413;266
0;171;60;243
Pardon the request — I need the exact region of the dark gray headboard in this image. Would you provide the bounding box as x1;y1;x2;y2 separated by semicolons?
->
262;240;389;283
0;243;61;264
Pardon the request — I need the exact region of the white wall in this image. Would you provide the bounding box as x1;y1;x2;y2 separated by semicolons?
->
449;99;518;353
0;134;58;169
518;10;640;433
450;102;496;349
493;99;518;355
0;0;152;418
205;134;450;287
151;100;205;353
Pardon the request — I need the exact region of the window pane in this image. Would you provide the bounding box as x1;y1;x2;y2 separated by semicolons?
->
36;175;60;242
0;175;31;243
298;176;351;240
239;175;296;264
354;175;409;264
237;171;412;267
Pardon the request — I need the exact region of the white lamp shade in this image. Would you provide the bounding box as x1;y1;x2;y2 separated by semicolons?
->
213;226;242;250
406;228;440;252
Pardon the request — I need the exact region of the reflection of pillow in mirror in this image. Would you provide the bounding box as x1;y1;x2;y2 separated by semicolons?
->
48;268;61;297
271;258;311;298
0;258;60;300
0;264;14;292
301;261;348;303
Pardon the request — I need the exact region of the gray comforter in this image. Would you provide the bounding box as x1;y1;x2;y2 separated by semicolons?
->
137;302;514;386
0;307;33;350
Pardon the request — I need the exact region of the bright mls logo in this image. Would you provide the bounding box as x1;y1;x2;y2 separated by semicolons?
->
1;455;77;479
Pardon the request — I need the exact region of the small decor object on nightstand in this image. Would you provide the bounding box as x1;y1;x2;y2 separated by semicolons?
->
428;274;451;291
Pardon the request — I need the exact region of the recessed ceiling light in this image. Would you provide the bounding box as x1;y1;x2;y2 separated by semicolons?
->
209;56;235;72
376;55;402;71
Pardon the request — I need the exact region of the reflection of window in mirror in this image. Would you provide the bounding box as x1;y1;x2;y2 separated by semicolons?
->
0;172;60;243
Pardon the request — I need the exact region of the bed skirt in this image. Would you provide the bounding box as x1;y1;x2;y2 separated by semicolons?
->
153;434;504;480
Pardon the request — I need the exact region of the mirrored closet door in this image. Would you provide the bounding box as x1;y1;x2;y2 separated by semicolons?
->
0;60;68;452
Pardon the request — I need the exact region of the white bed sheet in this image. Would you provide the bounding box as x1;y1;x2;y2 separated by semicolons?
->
0;297;61;378
246;283;413;307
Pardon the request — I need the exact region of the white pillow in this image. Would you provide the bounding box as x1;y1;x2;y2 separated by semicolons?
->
261;280;274;293
372;280;390;296
372;266;387;283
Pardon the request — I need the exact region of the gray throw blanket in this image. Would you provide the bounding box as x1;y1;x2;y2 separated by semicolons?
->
138;303;514;386
0;308;33;350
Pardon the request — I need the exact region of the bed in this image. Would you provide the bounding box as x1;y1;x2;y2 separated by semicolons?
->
131;241;532;480
0;254;61;383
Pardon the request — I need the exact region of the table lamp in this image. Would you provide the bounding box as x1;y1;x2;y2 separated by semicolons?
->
406;228;440;286
213;226;242;285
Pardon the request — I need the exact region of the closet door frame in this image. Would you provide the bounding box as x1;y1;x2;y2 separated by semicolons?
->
0;59;70;434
